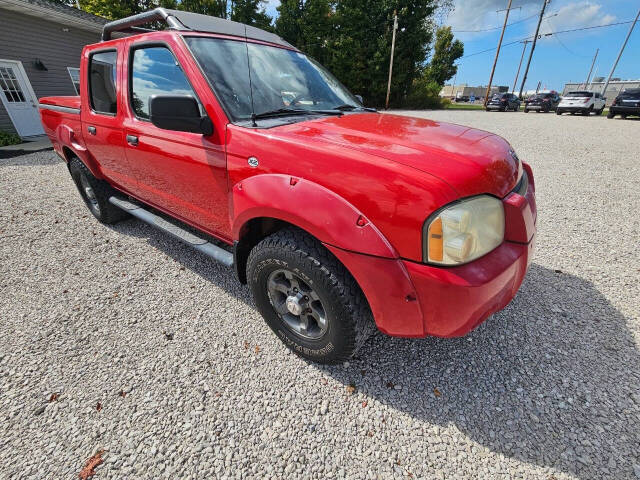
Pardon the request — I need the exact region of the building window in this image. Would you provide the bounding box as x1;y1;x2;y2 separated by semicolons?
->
67;67;80;94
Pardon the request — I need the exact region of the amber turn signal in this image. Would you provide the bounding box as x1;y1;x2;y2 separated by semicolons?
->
428;217;443;261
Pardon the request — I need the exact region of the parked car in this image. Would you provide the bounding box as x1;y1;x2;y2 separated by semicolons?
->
523;92;560;113
556;91;605;115
607;88;640;119
486;93;520;111
38;8;537;364
454;96;470;103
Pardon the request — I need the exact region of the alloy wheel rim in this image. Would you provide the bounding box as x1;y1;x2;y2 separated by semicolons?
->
79;173;100;215
266;268;328;339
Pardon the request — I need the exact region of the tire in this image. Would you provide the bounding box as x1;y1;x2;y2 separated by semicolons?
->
524;108;529;113
607;111;615;119
247;228;374;364
68;158;129;224
596;108;604;116
556;110;562;115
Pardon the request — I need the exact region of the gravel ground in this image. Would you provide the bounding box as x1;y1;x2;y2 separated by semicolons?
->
1;110;639;479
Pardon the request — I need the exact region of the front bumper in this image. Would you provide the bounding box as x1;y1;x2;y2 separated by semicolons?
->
326;164;537;338
486;103;506;110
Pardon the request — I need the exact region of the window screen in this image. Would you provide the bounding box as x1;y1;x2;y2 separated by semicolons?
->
89;51;117;114
131;47;196;120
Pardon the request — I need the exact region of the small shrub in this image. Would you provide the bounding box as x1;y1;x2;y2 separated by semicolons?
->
403;78;446;109
0;130;22;147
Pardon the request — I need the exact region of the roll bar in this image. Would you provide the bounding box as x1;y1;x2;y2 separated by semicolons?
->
102;8;187;41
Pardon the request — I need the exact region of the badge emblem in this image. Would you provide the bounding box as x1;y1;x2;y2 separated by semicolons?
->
248;156;259;168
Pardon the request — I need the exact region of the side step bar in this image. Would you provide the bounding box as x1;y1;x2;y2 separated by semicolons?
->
108;196;234;268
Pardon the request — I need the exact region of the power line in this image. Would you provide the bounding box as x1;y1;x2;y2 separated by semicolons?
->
452;12;539;33
460;19;636;58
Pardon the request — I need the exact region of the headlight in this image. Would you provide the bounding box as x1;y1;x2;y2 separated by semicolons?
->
424;195;504;265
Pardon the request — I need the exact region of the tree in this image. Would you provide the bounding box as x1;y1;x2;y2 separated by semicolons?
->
275;0;333;64
231;0;273;30
424;26;463;86
326;0;438;107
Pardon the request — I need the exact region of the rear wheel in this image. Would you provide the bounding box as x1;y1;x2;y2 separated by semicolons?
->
607;111;615;119
524;108;529;113
69;158;129;224
247;228;373;364
596;107;604;116
556;110;562;115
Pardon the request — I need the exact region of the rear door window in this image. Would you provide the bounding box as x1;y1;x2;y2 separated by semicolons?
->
89;51;117;114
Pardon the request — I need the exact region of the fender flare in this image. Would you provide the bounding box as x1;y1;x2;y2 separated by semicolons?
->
231;174;397;258
56;124;104;180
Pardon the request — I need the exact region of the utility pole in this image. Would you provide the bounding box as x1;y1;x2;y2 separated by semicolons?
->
518;0;549;99
584;48;598;87
602;7;640;97
512;40;530;93
484;0;513;107
385;11;398;110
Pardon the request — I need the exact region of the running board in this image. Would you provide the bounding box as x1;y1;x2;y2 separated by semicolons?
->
108;196;233;268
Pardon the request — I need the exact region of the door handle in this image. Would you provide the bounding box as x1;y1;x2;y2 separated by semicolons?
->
87;126;96;135
126;134;138;146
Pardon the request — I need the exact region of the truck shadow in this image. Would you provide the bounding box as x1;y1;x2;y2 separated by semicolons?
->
324;264;640;479
110;219;639;478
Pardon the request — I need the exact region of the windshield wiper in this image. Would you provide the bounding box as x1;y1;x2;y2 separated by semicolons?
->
250;108;343;126
332;104;377;112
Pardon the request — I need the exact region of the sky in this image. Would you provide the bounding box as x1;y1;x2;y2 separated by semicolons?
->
263;0;639;93
442;0;639;92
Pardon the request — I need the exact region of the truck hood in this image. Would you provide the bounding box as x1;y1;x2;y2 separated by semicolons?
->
275;113;519;198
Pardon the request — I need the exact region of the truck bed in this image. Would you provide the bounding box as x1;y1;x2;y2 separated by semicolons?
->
39;96;81;111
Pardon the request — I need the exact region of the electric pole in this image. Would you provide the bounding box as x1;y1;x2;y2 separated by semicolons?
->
602;7;640;97
512;40;530;93
584;48;599;87
518;0;549;99
484;0;513;107
385;11;398;110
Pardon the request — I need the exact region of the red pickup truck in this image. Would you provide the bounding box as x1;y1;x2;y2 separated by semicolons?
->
39;9;536;364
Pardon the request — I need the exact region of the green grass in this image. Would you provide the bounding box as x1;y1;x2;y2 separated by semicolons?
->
445;103;485;110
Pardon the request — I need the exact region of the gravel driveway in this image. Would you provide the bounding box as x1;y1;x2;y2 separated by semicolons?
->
1;110;639;479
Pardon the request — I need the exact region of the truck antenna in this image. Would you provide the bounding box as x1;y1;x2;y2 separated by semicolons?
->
245;27;257;127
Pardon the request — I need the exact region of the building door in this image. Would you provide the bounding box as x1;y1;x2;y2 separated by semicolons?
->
0;60;44;137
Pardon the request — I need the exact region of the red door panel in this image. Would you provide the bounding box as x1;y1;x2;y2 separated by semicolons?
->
80;46;138;193
121;37;230;241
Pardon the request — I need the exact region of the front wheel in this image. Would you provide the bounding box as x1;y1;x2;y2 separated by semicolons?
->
596;107;604;116
247;228;373;364
556;110;562;115
524;108;529;113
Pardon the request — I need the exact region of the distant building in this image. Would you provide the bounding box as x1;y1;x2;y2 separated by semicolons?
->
562;80;640;106
440;84;509;100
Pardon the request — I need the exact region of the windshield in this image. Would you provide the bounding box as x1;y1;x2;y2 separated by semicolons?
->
491;94;505;100
565;91;592;98
185;37;362;122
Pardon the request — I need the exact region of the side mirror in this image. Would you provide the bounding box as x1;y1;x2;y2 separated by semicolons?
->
355;94;363;104
149;95;213;136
